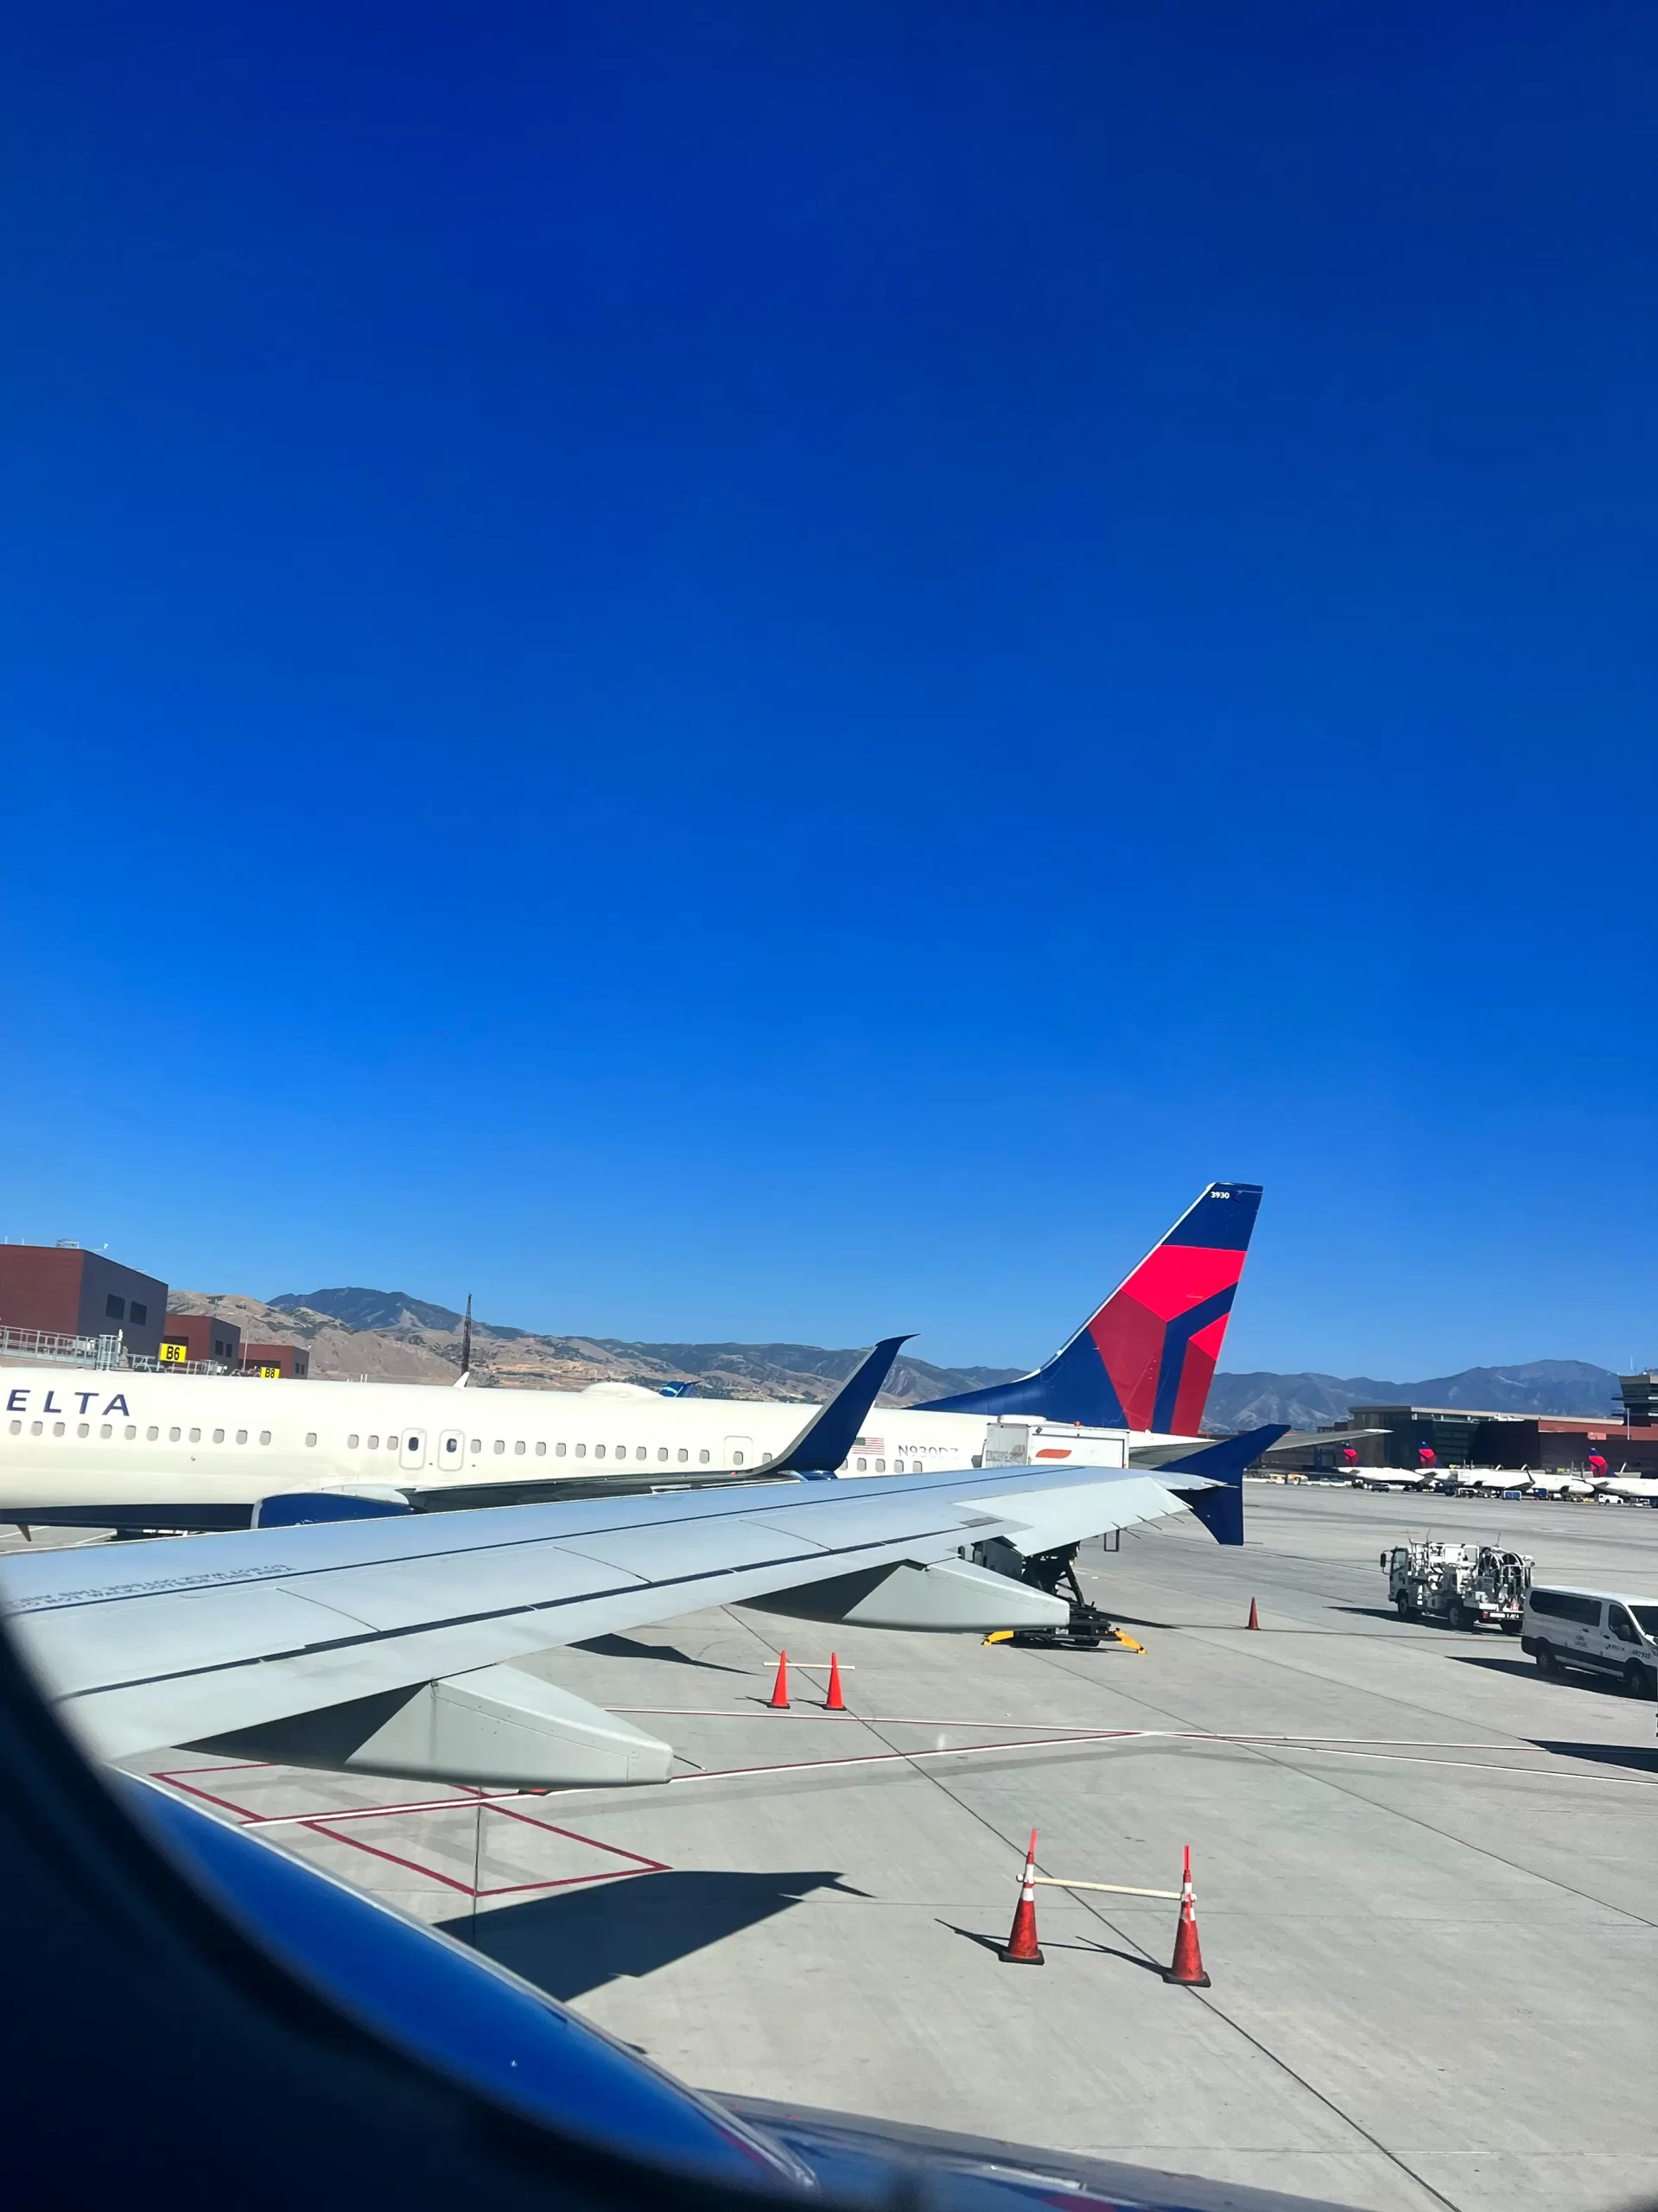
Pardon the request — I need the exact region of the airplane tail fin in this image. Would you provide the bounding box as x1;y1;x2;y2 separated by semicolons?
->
918;1182;1262;1434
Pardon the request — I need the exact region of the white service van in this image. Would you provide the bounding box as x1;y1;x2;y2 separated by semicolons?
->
1520;1586;1658;1696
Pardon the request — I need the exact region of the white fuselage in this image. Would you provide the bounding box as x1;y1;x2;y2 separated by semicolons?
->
0;1366;1159;1521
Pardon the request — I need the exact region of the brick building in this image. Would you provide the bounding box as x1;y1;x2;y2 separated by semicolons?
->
0;1243;167;1362
159;1313;244;1369
240;1340;310;1379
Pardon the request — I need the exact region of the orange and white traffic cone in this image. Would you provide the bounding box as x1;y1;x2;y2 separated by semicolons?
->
998;1828;1045;1965
1161;1845;1210;1986
1246;1597;1260;1630
767;1651;790;1709
824;1653;847;1711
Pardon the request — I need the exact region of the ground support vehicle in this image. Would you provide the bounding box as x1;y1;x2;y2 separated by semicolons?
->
1382;1539;1531;1630
981;1541;1145;1651
1521;1586;1658;1697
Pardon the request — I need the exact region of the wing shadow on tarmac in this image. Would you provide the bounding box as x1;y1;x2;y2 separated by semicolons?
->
1528;1740;1658;1772
572;1631;748;1675
440;1867;860;2000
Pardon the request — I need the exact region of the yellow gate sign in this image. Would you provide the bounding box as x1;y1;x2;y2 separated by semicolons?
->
158;1340;189;1365
252;1364;281;1379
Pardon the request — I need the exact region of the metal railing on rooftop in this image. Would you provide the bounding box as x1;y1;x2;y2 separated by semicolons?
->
0;1325;124;1367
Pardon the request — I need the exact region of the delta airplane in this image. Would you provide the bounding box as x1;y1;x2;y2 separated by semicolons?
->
0;1180;1261;1533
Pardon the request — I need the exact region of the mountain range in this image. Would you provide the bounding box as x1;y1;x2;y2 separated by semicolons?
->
180;1287;1624;1426
183;1287;1021;1405
1203;1359;1622;1431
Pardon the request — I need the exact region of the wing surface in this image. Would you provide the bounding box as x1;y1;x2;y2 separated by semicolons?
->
0;1461;1185;1761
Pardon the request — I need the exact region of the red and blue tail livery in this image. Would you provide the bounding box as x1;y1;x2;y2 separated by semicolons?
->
918;1181;1262;1434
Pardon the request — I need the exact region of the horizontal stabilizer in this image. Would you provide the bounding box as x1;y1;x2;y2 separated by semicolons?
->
1146;1425;1287;1547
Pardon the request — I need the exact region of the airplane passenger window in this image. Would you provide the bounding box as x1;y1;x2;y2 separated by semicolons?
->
125;1426;137;1440
677;1447;688;1462
514;1440;526;1456
492;1440;506;1455
636;1446;647;1461
732;1451;744;1465
8;1421;18;1435
698;1449;709;1463
236;1430;248;1446
213;1428;225;1444
304;1433;316;1447
53;1421;64;1437
855;1457;867;1471
31;1421;42;1436
169;1427;181;1443
575;1443;586;1458
470;1439;480;1452
347;1433;359;1449
535;1441;546;1457
657;1447;669;1461
367;1435;380;1450
875;1459;886;1471
594;1445;607;1459
147;1427;159;1441
260;1431;272;1446
78;1423;89;1438
187;1427;200;1443
556;1441;566;1457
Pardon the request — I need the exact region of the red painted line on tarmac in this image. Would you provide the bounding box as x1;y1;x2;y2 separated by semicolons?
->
299;1821;485;1895
474;1802;670;1872
156;1766;673;1896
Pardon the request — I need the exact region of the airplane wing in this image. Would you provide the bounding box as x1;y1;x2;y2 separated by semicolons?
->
0;1458;1199;1787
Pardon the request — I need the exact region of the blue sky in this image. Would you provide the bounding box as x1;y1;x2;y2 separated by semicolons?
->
3;3;1655;1376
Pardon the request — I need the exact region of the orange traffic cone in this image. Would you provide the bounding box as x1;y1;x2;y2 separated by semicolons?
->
767;1651;790;1709
1161;1845;1210;1986
998;1828;1045;1965
1246;1597;1260;1630
825;1653;847;1711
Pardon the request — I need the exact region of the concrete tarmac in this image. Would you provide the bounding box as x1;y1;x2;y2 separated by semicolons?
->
124;1486;1658;2212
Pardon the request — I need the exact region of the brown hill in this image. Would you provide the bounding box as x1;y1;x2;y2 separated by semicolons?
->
168;1294;1017;1405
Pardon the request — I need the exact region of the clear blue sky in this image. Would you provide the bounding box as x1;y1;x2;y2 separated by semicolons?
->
3;3;1655;1377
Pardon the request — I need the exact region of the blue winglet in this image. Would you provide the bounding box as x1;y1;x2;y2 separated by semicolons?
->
773;1336;912;1477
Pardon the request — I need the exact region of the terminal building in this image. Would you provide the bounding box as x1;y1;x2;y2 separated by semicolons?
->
0;1243;167;1363
1298;1402;1658;1475
0;1245;307;1378
159;1313;244;1369
240;1340;310;1379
